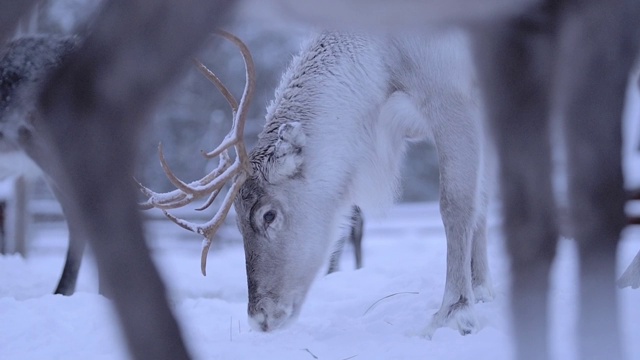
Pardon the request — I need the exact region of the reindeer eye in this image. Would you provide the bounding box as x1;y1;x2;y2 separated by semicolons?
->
263;210;276;224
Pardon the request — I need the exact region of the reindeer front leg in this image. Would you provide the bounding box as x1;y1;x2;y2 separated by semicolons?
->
471;199;493;302
424;91;489;337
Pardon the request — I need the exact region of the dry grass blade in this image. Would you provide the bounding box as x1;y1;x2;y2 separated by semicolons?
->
362;291;419;316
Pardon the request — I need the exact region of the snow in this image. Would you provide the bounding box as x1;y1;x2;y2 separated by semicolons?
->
0;152;42;181
1;203;638;360
2;16;640;360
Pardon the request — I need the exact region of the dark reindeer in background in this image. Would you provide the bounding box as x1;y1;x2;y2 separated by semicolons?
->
2;0;639;359
0;35;83;295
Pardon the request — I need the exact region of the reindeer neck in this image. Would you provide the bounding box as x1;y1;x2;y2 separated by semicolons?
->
260;32;389;140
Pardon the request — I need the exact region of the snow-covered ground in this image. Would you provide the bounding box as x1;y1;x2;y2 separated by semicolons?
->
2;14;640;359
0;202;638;360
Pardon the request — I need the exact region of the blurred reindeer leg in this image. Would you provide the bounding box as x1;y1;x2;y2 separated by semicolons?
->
23;153;86;297
50;185;86;295
555;2;638;359
54;232;85;295
0;0;40;43
36;0;236;358
473;4;558;360
19;127;86;296
1;35;85;296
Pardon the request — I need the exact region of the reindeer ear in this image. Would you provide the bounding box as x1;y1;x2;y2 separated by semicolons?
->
277;122;305;147
266;122;305;183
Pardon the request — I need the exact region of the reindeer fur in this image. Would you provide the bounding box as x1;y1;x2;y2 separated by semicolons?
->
234;30;492;335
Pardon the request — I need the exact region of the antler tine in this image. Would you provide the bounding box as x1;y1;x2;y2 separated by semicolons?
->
193;58;238;112
136;142;232;210
194;188;221;211
159;172;242;276
202;29;255;163
198;171;248;275
157;142;200;195
136;183;191;210
137;30;255;276
156;142;235;196
197;30;255;275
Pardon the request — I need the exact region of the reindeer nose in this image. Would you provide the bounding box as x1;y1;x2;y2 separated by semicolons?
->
248;297;291;332
248;297;276;331
250;297;275;315
257;298;273;313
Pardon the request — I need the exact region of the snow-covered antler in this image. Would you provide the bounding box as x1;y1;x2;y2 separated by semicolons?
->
137;30;255;276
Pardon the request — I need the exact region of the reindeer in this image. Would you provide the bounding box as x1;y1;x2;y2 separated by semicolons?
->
142;30;493;335
237;31;494;335
0;35;88;296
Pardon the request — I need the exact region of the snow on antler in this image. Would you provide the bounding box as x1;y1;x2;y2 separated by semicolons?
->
137;30;255;276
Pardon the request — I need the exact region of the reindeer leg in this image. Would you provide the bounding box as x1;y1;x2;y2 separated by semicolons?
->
424;91;485;338
471;202;493;303
13;105;87;296
51;185;86;296
351;206;363;269
35;0;236;358
555;2;638;359
327;205;363;274
472;4;558;359
54;229;85;295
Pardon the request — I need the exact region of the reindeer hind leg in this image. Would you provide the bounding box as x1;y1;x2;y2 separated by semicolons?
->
423;89;486;338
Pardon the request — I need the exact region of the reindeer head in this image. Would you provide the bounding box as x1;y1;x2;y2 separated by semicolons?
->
232;120;331;331
139;31;345;332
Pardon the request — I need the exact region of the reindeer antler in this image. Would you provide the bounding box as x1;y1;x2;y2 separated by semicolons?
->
137;30;254;276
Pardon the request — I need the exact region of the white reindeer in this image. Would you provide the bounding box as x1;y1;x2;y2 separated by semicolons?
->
235;31;492;334
142;30;493;336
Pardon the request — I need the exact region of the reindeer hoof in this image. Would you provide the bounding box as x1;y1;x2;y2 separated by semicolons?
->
423;298;479;338
473;283;495;303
